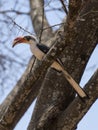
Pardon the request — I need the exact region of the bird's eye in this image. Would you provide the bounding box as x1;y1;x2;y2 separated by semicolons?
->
24;36;31;41
24;35;37;42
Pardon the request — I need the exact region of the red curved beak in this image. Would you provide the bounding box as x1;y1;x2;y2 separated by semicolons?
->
12;36;26;47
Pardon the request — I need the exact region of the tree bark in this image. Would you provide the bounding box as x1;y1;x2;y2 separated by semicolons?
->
0;0;97;130
46;69;98;130
0;0;54;129
28;0;98;130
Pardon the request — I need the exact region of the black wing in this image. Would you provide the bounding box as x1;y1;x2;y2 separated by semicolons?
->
37;44;50;54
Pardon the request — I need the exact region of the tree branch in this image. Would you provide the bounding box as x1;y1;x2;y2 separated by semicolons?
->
27;0;98;129
0;25;67;130
0;0;55;129
0;10;29;15
29;0;54;44
53;69;98;130
59;0;68;14
68;0;82;28
0;1;97;130
30;69;98;130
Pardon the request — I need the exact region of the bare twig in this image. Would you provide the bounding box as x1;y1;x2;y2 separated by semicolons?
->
5;15;33;35
45;7;63;12
59;0;68;14
39;1;45;43
0;10;30;15
44;0;53;8
43;23;64;30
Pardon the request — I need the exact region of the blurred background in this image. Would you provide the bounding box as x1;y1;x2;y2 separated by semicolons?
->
0;0;98;130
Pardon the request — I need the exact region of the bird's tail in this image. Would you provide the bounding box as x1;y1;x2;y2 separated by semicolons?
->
52;60;87;98
61;68;87;98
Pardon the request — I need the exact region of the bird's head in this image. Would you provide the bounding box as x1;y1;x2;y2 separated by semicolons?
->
12;35;37;47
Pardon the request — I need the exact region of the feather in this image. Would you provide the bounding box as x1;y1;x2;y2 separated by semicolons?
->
36;44;49;54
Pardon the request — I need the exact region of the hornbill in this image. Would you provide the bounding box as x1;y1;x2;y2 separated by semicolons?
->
12;35;87;98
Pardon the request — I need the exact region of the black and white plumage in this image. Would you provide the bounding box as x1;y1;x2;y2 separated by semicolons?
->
36;44;49;54
12;35;87;98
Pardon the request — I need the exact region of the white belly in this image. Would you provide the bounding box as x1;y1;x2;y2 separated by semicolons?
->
30;44;45;60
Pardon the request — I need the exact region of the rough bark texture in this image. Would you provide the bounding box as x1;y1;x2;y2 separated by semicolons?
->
47;69;98;130
0;0;54;129
28;0;98;130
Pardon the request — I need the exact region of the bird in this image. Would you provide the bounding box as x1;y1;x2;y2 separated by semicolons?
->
12;35;87;98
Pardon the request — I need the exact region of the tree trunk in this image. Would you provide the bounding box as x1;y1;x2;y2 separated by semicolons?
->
0;0;98;130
